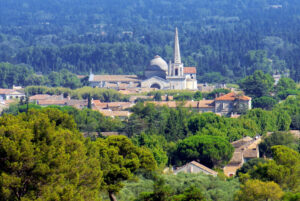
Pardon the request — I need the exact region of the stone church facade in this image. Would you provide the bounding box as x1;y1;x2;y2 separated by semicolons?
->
89;28;197;90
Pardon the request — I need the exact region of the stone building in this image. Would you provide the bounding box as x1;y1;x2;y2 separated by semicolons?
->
0;89;25;100
147;92;252;116
89;28;198;90
223;136;261;177
173;161;218;176
214;92;251;116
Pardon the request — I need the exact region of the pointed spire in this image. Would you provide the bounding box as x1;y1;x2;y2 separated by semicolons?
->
174;27;181;64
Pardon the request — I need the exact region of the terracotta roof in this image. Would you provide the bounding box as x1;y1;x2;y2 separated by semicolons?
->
146;100;214;108
77;75;87;79
29;94;51;101
93;101;133;110
215;92;251;101
101;132;120;136
97;109;131;117
38;99;67;105
91;75;140;82
0;89;24;95
184;67;197;74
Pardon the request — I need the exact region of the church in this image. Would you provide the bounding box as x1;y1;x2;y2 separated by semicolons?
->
89;28;197;90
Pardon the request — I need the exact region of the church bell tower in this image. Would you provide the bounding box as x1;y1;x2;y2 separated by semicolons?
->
167;28;186;89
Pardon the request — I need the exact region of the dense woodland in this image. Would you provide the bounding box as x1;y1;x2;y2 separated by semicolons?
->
1;1;300;200
2;0;300;82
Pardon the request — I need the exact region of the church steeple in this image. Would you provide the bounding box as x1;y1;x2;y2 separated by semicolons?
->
174;27;181;64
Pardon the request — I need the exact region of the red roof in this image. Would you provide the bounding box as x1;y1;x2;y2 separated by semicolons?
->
184;67;196;74
215;92;251;101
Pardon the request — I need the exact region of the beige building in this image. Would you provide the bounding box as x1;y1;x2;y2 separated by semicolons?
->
89;28;198;90
0;89;25;100
224;136;261;177
173;161;218;176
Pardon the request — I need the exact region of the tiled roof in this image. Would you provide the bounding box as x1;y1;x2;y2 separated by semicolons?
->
0;89;24;95
38;99;67;105
190;161;218;175
29;94;51;100
97;109;131;117
231;136;253;149
227;152;243;165
175;161;217;175
184;67;197;74
146;100;214;108
91;75;140;82
101;132;120;136
243;148;259;158
93;100;133;109
215;92;251;101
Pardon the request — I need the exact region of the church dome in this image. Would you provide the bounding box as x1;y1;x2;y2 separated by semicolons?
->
148;55;168;72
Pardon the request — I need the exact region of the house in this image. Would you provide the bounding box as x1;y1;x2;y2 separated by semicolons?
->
31;94;88;109
146;92;251;116
223;136;261;177
89;75;141;89
0;89;25;100
173;161;218;177
92;100;134;111
214;92;251;116
96;109;131;120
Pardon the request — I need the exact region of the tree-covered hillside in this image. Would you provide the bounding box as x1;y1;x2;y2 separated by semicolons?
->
1;0;300;82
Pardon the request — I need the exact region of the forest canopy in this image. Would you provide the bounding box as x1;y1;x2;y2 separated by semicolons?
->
1;0;300;82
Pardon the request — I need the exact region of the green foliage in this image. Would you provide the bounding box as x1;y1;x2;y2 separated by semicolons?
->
274;95;300;129
277;89;300;100
126;103;190;141
0;109;102;200
282;192;300;201
119;173;239;201
276;78;297;93
93;135;157;199
188;112;258;141
259;132;299;157
236;158;267;176
241;108;291;133
193;91;203;101
133;133;168;167
136;177;172;201
172;185;206;201
234;179;283;201
252;96;277;110
25;86;128;102
239;70;274;98
153;91;162;101
243;50;272;74
0;62;33;88
173;135;234;168
199;72;228;83
3;103;124;134
240;146;300;191
205;88;231;100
